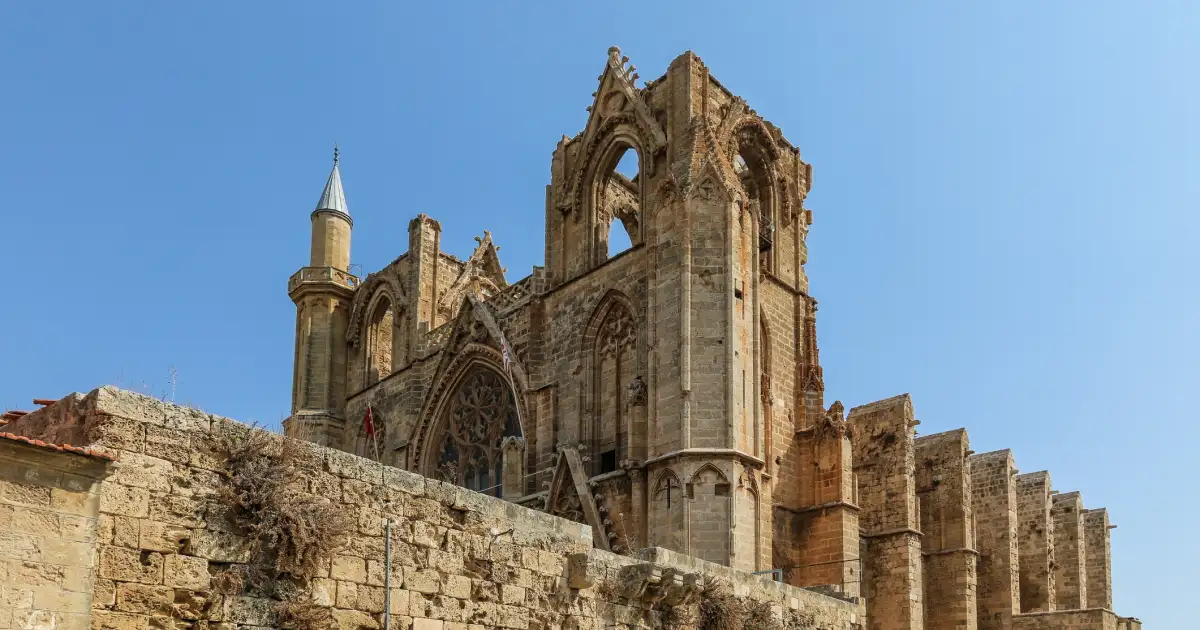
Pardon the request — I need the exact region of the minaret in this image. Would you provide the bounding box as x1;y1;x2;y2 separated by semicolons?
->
286;147;358;446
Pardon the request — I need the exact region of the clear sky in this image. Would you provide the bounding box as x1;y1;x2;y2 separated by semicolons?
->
1;2;1194;623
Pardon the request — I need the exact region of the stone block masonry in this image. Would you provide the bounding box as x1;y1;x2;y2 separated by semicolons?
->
849;395;923;630
0;434;113;630
969;450;1020;630
1082;509;1113;611
1050;493;1086;610
1016;472;1055;613
915;429;977;630
4;386;863;630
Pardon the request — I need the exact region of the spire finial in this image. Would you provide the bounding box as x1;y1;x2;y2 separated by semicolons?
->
333;143;340;167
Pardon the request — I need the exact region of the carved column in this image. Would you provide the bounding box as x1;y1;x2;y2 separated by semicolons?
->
626;376;648;461
622;462;647;550
501;436;527;500
624;375;649;550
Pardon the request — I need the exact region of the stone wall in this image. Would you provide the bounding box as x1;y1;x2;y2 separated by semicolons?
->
1;435;112;630
1050;493;1086;610
1011;609;1119;630
1015;472;1054;613
969;450;1019;630
5;387;864;630
1081;510;1112;611
914;429;976;630
848;395;922;630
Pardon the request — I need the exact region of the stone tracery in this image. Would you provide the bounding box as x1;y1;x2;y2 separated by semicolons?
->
428;368;522;496
586;294;638;475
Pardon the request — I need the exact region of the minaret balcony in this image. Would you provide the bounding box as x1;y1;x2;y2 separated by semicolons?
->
288;266;360;298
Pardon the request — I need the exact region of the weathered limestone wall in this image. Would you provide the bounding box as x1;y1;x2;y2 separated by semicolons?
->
1;437;111;630
1082;510;1112;611
5;387;863;630
1011;609;1119;630
914;430;976;630
969;450;1020;630
1016;472;1055;613
1050;493;1087;609
849;395;923;630
774;422;858;594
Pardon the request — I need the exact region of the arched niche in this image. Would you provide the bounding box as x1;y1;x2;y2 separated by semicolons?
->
651;469;685;552
365;294;395;386
359;285;409;389
688;463;732;565
581;291;639;476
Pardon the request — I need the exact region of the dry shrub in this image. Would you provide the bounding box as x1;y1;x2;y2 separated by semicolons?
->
661;602;698;630
783;609;818;629
275;593;335;630
595;577;622;602
745;600;782;630
698;578;746;630
211;423;352;581
210;565;248;594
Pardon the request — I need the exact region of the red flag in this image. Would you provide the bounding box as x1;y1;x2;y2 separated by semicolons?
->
363;404;376;437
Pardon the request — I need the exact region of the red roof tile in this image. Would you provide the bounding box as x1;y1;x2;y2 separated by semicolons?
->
0;432;117;461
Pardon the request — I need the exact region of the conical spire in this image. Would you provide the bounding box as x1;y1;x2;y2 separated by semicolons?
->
314;145;350;218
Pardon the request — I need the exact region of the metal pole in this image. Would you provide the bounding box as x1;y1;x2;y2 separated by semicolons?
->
383;519;391;630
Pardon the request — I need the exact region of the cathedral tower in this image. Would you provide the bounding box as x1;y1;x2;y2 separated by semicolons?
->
286;148;359;445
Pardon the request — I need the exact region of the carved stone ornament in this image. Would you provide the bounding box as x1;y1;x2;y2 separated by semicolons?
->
566;553;596;590
553;486;586;523
816;400;851;441
618;564;702;607
626;375;648;408
801;364;824;393
544;446;612;551
598;307;636;360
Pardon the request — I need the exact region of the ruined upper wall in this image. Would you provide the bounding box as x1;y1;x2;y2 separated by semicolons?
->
4;387;863;630
545;48;813;290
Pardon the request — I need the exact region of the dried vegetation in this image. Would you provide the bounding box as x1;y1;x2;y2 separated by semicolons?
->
208;422;352;630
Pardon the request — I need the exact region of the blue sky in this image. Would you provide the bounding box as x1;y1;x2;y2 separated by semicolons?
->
1;2;1194;623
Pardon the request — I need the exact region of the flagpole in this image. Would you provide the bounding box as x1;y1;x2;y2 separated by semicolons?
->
501;335;525;439
507;368;524;437
367;403;381;462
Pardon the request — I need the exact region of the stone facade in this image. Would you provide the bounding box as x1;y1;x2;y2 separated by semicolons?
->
1;433;113;630
4;47;1141;630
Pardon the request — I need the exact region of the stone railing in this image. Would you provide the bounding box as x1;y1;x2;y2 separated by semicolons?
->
287;266;361;292
485;275;534;314
424;321;453;351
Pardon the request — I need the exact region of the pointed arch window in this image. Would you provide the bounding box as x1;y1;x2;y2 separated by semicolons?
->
594;144;643;264
588;299;637;476
732;125;779;272
429;368;522;497
366;297;395;386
